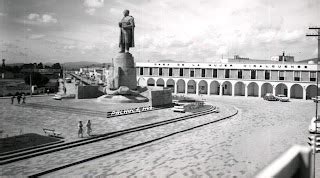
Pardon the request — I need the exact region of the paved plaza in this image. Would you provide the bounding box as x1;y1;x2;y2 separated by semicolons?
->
0;95;319;177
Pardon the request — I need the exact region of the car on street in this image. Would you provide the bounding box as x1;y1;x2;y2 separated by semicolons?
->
52;94;62;100
309;116;320;133
276;94;290;102
263;93;277;101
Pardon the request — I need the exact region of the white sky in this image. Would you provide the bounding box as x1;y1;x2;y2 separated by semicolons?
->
0;0;319;63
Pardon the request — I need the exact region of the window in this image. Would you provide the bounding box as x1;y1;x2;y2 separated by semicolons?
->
225;69;230;78
212;69;217;78
238;70;242;79
179;68;184;76
265;70;270;80
310;71;316;81
149;68;153;75
251;70;256;79
190;69;195;77
294;71;300;81
169;68;173;76
159;68;162;76
279;71;284;80
140;67;144;75
201;69;206;77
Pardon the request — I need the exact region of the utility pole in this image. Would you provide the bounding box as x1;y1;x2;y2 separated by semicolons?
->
307;27;320;119
306;26;320;178
29;73;32;97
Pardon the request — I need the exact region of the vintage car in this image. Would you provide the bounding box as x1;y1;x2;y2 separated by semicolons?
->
263;93;277;101
276;94;290;102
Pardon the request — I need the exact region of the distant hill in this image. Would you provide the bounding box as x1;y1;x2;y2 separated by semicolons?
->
62;61;105;70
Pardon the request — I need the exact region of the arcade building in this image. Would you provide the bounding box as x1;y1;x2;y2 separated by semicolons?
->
136;55;320;100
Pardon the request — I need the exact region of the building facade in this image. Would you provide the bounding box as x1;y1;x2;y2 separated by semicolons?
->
136;59;320;100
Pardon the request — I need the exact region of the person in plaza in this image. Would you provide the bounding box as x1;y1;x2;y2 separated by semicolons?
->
22;94;26;104
86;120;92;136
16;94;21;104
46;89;50;95
63;86;67;94
78;121;83;138
11;95;15;104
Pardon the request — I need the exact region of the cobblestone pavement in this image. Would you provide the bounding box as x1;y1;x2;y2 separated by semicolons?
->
1;95;319;177
1;102;236;176
43;96;319;177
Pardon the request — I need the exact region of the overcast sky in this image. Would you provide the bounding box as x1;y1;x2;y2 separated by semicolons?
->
0;0;319;64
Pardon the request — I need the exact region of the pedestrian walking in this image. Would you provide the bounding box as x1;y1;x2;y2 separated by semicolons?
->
46;89;50;95
63;86;67;94
22;94;26;104
78;121;83;138
11;95;15;104
17;94;21;104
86;120;92;136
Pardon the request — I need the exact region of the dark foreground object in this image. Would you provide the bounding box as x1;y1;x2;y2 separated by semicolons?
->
0;133;61;154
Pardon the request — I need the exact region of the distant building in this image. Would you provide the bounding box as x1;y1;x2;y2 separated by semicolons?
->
79;65;111;83
271;52;294;62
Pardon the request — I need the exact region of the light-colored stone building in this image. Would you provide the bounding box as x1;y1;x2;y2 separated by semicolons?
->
136;58;319;100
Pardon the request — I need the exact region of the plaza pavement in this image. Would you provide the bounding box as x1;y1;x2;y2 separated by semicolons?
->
1;94;319;177
44;96;320;177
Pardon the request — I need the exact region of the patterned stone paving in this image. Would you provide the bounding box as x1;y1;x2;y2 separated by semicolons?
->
1;94;320;177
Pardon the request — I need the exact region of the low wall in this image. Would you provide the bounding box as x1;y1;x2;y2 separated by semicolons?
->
150;88;172;107
256;145;312;178
76;86;104;99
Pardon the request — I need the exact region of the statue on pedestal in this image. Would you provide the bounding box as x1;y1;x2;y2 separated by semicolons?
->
119;9;135;53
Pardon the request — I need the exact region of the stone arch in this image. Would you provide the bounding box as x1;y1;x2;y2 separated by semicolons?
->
137;77;146;87
210;81;220;95
198;80;208;94
290;84;303;99
222;81;232;96
275;83;288;96
187;80;197;94
166;79;175;93
177;79;186;94
234;81;245;96
147;78;155;86
306;85;320;99
156;78;165;87
247;82;259;97
261;83;273;97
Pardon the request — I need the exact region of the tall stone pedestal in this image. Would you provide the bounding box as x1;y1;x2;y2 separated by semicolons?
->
114;53;137;90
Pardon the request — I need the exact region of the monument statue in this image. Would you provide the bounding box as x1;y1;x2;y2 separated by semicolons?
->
101;9;144;102
119;9;135;53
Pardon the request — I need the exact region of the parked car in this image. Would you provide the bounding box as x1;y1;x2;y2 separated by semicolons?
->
263;93;277;101
52;94;62;100
276;94;290;102
308;116;320;133
312;96;320;103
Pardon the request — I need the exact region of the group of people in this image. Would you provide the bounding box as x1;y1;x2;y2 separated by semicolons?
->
11;93;26;104
78;120;92;138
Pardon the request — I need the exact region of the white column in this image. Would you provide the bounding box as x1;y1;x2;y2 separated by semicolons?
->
207;84;210;96
219;85;223;96
272;86;276;96
258;85;262;98
196;83;199;95
232;84;235;97
174;82;177;94
303;87;307;100
245;86;249;96
185;82;188;94
287;87;291;98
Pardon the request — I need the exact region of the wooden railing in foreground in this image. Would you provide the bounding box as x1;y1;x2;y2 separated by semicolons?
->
256;145;313;178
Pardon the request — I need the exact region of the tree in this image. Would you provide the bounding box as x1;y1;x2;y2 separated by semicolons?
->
52;63;62;69
37;62;44;69
24;72;49;87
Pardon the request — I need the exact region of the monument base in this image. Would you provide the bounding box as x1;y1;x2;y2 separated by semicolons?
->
97;94;149;103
